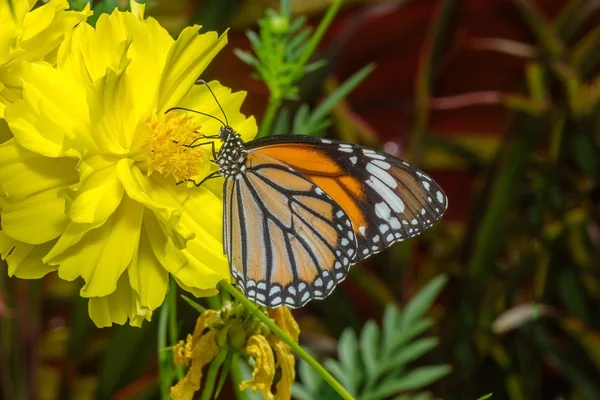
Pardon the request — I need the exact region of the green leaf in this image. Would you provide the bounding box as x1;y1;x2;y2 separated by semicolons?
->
292;384;318;400
234;49;259;67
246;30;262;53
292;103;311;133
380;338;440;374
360;321;380;381
214;350;234;399
401;275;448;327
295;278;448;400
323;359;351;392
337;329;360;394
181;294;206;314
338;329;359;375
280;0;292;18
382;305;401;354
512;0;564;57
303;59;328;75
309;64;375;125
476;394;493;400
394;318;435;349
364;365;452;400
272;107;291;135
298;351;323;392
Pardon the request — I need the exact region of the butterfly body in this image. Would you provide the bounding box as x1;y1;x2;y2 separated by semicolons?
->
212;129;447;308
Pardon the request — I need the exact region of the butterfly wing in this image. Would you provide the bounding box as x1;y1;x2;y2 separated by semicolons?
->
245;135;448;262
223;150;357;308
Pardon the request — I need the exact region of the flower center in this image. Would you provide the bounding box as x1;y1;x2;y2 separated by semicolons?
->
141;113;208;182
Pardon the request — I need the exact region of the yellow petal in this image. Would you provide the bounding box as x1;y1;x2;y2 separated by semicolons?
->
0;139;78;201
173;277;219;299
142;210;189;278
88;273;136;327
0;119;11;144
175;190;231;290
173;334;193;366
43;220;104;263
5;63;89;158
86;68;142;155
0;233;57;278
127;229;168;311
54;195;144;297
271;339;296;400
65;162;124;224
2;187;69;244
57;22;106;87
130;0;145;20
171;330;220;400
122;16;172;116
117;158;189;246
157;28;227;112
20;0;91;63
268;308;300;343
240;335;276;400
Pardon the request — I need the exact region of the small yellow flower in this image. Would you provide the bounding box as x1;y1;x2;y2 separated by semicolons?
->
0;2;257;327
0;0;90;141
172;304;298;400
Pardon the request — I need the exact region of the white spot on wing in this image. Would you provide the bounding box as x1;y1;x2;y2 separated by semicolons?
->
436;190;445;204
372;159;391;169
366;177;405;213
375;202;391;220
367;162;398;188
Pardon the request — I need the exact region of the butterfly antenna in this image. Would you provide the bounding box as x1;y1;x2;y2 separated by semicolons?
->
165;106;226;127
195;79;229;127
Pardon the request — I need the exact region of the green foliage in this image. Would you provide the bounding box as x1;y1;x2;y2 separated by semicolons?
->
293;276;450;400
235;0;372;138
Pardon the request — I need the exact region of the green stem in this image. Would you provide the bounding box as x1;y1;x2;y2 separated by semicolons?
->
168;278;184;379
219;281;355;400
296;0;343;71
257;95;282;138
158;301;172;400
200;349;227;400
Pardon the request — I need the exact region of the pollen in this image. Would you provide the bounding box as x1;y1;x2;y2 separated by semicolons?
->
142;113;209;182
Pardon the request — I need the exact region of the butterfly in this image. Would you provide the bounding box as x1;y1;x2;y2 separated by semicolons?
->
173;80;447;309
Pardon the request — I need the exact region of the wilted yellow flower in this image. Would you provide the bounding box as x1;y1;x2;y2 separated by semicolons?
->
172;304;298;400
241;308;298;400
0;3;257;327
172;310;221;399
0;0;90;141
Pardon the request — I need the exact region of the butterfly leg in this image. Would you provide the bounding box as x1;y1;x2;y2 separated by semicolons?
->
176;169;222;187
183;139;218;160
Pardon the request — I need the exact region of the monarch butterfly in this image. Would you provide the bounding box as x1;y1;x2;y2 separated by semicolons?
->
173;80;447;309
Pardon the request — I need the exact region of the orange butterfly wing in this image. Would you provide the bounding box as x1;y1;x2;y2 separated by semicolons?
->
245;135;447;261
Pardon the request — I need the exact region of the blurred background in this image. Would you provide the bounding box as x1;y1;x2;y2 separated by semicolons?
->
2;0;600;399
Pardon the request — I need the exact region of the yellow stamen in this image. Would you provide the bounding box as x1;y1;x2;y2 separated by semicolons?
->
142;113;209;182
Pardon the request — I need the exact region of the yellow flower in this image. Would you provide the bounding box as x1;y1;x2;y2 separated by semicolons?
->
0;0;90;141
0;2;257;327
172;304;298;400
